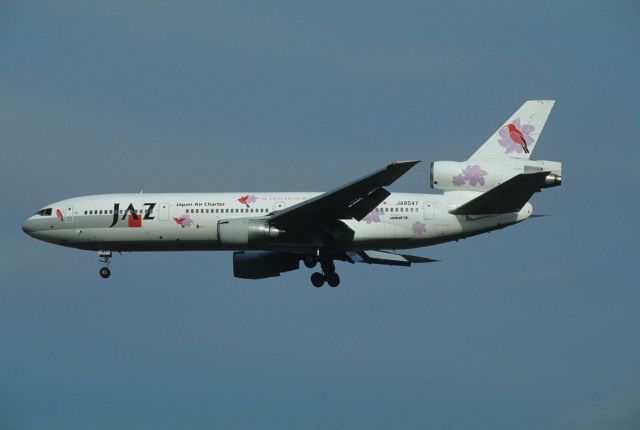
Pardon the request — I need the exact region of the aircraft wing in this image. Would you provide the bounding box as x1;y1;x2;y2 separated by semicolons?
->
347;250;438;266
269;160;420;225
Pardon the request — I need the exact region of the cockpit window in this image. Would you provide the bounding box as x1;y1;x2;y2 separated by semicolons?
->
34;208;53;216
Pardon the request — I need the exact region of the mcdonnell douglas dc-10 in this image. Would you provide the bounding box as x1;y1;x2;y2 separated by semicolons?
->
22;101;562;287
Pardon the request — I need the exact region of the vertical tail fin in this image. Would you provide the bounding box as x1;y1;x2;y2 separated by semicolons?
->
467;100;555;161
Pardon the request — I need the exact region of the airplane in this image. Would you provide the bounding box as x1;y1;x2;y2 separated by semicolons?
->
22;100;562;288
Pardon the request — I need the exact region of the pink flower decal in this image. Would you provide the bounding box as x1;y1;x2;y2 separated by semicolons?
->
412;221;426;235
173;214;193;228
238;195;257;207
363;209;382;224
498;118;536;154
452;165;488;186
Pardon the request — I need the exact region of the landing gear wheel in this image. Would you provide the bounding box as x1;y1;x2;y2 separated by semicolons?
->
311;272;325;288
326;272;340;288
303;255;318;269
99;267;111;279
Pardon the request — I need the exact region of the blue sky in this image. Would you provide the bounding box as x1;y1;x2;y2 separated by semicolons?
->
1;1;639;429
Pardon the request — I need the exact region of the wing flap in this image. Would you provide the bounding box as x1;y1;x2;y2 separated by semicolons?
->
349;250;438;266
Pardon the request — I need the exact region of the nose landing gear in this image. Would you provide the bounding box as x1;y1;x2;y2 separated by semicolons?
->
98;250;112;279
99;266;111;279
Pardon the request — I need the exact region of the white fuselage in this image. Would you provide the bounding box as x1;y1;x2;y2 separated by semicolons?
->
22;192;532;253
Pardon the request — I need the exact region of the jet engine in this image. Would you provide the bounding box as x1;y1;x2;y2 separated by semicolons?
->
233;251;300;279
430;159;562;192
218;218;283;249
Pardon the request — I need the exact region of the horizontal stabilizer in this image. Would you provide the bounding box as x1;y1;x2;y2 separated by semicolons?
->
450;171;551;215
349;250;438;266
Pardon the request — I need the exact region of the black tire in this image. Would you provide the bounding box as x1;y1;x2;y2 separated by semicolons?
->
99;267;111;279
310;272;324;288
303;255;317;269
326;272;340;288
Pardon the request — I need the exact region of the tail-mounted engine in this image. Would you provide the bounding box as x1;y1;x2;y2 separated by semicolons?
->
430;159;562;192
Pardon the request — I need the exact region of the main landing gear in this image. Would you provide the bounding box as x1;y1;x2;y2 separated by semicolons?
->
310;258;341;288
98;250;112;279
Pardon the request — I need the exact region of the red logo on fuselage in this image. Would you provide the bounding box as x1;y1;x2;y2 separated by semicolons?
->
237;195;257;207
128;213;142;228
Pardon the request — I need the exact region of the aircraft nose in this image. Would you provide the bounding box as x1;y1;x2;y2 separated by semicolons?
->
22;218;35;236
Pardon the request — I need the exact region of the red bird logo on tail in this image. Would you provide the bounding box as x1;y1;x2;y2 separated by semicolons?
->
507;123;529;154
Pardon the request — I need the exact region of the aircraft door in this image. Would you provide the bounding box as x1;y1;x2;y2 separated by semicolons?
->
435;202;449;226
273;201;286;211
423;201;434;220
64;204;74;223
158;202;169;221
